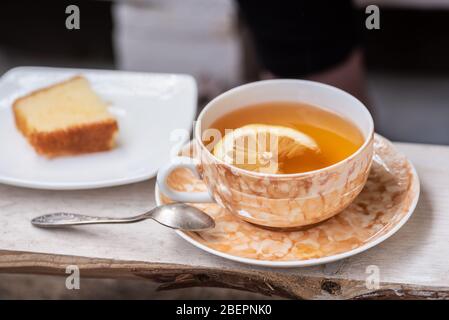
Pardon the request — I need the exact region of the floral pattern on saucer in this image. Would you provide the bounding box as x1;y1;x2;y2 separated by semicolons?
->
160;135;419;261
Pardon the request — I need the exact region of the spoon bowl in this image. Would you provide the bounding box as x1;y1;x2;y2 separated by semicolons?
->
150;203;215;231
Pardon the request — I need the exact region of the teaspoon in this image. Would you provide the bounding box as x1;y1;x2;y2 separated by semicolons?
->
31;203;215;231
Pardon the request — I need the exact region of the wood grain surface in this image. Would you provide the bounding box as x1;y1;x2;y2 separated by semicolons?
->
0;142;448;299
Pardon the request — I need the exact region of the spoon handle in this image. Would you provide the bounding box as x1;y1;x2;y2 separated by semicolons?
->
31;212;147;227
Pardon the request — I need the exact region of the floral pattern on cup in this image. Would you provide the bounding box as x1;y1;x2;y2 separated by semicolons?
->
197;136;373;228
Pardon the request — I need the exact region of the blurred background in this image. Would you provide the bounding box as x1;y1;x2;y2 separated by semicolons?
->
1;0;448;145
0;0;448;299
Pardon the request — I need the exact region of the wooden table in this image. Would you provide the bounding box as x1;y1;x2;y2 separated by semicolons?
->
0;142;448;300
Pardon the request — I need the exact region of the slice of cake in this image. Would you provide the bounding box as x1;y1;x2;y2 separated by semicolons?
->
13;76;118;158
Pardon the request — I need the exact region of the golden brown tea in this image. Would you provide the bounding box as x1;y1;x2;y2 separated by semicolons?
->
206;101;364;174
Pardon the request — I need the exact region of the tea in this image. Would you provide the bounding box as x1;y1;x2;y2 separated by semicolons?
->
205;101;364;174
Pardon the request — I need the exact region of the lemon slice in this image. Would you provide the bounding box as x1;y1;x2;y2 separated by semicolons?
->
213;124;319;174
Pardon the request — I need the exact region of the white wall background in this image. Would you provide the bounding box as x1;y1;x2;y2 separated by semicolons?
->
113;0;241;98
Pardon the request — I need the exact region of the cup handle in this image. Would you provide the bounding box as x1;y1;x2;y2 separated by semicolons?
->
157;156;214;203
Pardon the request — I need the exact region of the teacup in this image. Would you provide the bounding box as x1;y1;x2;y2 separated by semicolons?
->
157;80;374;229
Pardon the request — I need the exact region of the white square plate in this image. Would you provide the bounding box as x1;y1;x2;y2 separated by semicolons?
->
0;67;197;190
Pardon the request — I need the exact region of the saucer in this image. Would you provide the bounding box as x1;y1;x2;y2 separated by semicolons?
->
155;134;420;267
